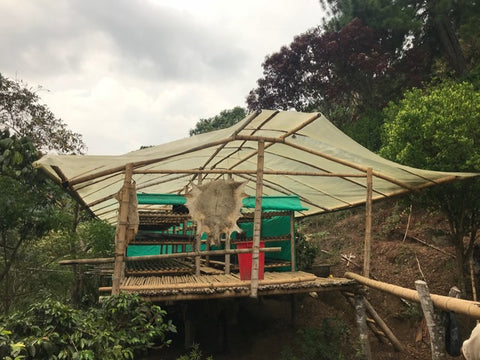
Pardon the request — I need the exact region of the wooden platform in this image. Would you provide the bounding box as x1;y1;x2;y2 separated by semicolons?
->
99;271;356;302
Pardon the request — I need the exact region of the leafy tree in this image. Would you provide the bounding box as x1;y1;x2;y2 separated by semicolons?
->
0;293;176;359
247;19;429;149
320;0;480;76
0;74;98;312
190;107;246;136
380;80;480;293
0;73;85;154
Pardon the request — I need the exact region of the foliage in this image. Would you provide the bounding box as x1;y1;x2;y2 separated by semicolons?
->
280;318;351;360
246;18;429;147
380;79;480;292
176;343;213;360
320;0;480;76
0;293;176;359
295;232;320;271
189;107;246;136
0;73;85;154
0;130;76;312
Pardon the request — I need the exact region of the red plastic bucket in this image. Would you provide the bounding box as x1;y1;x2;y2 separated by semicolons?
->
237;241;265;280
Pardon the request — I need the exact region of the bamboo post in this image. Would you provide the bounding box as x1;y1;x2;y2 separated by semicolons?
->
195;174;202;276
415;280;446;360
251;139;265;298
355;293;372;360
290;211;296;271
112;163;133;295
364;167;373;278
225;234;231;274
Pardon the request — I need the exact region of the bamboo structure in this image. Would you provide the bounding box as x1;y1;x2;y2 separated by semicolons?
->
290;211;296;271
346;272;480;319
112;163;133;295
59;247;282;265
251;139;265;298
363;168;373;278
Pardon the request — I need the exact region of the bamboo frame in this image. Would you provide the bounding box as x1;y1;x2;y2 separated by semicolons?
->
98;273;317;292
132;169;366;177
112;163;133;295
290;211;296;271
59;247;282;265
195;174;202;276
251;139;265;298
364;168;373;278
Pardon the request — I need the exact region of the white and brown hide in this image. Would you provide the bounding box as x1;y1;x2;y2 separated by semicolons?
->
185;179;248;246
463;323;480;360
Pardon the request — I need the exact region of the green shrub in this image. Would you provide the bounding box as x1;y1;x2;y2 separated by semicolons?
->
295;232;319;271
281;318;351;360
0;293;176;359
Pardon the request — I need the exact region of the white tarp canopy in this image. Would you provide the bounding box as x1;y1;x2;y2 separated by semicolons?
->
34;110;478;224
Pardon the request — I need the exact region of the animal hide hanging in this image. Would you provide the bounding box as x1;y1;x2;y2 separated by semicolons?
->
185;179;248;246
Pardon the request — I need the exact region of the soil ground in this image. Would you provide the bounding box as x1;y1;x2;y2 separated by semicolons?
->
147;199;477;359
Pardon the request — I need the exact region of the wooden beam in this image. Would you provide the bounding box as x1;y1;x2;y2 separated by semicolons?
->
251;139;265;298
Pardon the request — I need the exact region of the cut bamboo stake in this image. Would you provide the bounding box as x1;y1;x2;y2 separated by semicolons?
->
364;167;373;278
112;163;133;295
355;293;373;360
251;139;265;298
415;280;446;360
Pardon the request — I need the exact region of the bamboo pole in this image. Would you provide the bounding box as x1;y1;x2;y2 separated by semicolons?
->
363;298;404;352
415;280;446;359
345;272;480;319
112;163;133;295
251;139;265;298
225;234;231;274
132;168;366;177
283;139;416;191
195;174;202;276
364;168;373;278
59;247;282;265
290;211;296;271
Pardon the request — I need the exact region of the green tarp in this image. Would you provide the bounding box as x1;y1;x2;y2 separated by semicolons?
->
137;193;308;211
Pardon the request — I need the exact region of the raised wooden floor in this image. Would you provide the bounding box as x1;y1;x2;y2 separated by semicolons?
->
99;271;356;302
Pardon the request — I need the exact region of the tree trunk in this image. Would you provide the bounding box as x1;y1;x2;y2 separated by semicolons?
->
453;235;467;295
432;11;467;75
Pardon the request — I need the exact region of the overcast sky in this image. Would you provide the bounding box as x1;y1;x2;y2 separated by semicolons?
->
1;0;324;154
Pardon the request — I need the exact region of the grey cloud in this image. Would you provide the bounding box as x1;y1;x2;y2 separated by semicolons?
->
0;0;247;82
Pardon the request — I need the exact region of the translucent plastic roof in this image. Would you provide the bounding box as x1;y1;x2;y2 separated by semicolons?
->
35;110;478;224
